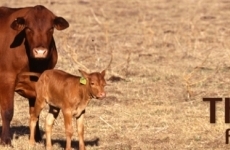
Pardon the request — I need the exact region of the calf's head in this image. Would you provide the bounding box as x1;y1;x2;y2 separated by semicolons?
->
79;69;106;99
10;5;69;59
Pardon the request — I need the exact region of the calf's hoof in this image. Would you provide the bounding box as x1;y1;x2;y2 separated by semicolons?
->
35;133;42;142
46;145;52;150
29;139;35;145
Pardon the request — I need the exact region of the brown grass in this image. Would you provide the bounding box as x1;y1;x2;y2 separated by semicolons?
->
2;0;230;149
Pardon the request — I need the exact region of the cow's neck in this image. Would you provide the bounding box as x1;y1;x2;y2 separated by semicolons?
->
28;58;50;73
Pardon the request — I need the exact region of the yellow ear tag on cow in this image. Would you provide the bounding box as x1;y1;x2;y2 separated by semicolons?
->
80;77;86;85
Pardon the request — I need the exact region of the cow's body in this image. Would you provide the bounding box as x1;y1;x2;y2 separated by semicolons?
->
0;5;69;145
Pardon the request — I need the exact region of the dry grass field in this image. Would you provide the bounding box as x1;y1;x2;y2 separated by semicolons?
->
2;0;230;149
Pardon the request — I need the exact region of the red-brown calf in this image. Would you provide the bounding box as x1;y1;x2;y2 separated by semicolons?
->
29;69;106;150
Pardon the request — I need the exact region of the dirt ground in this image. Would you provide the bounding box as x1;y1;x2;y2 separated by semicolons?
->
2;0;230;149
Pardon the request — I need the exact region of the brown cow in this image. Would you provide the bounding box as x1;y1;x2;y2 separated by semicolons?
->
28;69;106;150
0;5;69;145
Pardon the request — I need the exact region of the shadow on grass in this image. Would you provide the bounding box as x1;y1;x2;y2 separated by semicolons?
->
0;126;100;149
0;125;45;140
51;137;100;149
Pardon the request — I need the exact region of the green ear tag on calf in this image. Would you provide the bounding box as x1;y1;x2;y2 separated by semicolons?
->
80;77;86;85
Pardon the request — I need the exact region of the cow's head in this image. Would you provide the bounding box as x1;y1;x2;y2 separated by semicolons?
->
79;69;107;99
10;5;69;59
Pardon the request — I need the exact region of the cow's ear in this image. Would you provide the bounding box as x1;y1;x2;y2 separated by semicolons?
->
54;17;69;30
11;17;26;31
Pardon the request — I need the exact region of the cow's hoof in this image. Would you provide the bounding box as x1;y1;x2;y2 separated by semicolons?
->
0;137;12;146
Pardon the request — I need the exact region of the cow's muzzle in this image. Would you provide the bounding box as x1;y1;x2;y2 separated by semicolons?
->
33;47;48;58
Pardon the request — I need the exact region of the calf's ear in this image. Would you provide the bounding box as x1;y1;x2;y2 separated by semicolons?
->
101;70;106;77
78;69;89;79
11;17;26;31
54;17;69;30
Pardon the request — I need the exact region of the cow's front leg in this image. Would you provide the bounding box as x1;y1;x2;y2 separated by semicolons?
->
29;98;42;142
0;80;15;145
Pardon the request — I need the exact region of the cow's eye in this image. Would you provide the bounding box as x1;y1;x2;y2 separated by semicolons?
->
91;82;95;86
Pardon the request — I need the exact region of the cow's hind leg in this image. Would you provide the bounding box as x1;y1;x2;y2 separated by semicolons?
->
15;82;36;99
45;105;60;150
15;73;36;99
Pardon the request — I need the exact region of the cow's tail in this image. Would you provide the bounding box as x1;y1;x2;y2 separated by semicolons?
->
15;72;41;99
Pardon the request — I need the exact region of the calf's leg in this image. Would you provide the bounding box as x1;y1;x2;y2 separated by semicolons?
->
29;98;42;142
76;112;85;150
62;110;73;150
29;97;46;145
45;106;60;150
